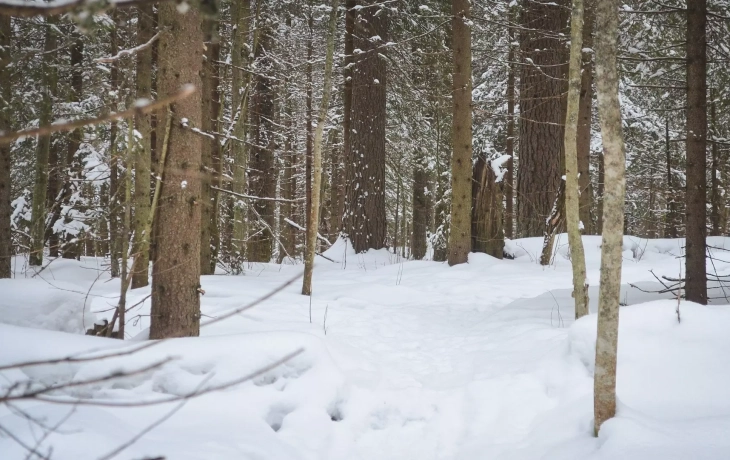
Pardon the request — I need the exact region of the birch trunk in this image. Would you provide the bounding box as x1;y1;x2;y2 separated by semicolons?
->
593;0;626;435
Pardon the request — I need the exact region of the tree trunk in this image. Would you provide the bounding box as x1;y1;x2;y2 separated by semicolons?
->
305;10;313;257
200;18;221;275
344;1;388;253
471;156;504;259
448;0;473;266
685;0;707;305
539;182;565;265
504;6;515;240
247;17;276;263
131;3;154;287
0;14;10;277
302;0;338;296
664;119;678;238
412;149;428;260
593;0;625;435
342;0;355;235
516;0;568;237
577;1;594;234
565;0;589;319
30;17;58;267
149;4;204;339
230;0;251;269
109;15;121;278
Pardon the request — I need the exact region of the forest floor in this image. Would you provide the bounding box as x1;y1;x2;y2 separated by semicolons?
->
2;236;730;459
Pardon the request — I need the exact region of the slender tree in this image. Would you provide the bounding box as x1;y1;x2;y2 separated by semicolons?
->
149;4;204;339
302;0;338;296
685;0;707;304
593;0;625;435
565;0;589;318
131;3;154;287
577;1;594;234
448;0;473;266
29;17;58;266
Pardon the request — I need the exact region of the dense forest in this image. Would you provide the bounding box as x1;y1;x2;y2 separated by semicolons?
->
0;0;729;458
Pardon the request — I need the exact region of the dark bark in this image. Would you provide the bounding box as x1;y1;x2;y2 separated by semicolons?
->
685;0;707;304
150;4;204;339
516;0;568;237
472;156;504;259
344;1;388;253
448;0;473;266
200;18;220;275
342;0;355;234
412;150;428;260
247;19;276;262
505;9;515;240
0;14;10;277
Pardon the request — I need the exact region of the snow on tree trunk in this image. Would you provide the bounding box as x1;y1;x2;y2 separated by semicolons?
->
0;14;10;278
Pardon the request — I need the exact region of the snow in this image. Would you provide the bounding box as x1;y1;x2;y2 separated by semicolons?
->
2;236;730;459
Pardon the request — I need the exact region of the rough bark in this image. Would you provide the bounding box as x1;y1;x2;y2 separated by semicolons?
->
230;0;251;267
342;0;355;235
664;119;679;238
131;3;154;287
593;0;625;435
577;1;594;234
29;17;58;266
448;0;473;266
471;156;504;258
200;18;220;275
247;17;276;262
109;15;121;277
516;0;568;237
344;1;388;253
504;7;515;240
302;0;338;296
0;14;10;277
685;0;707;305
539;182;565;265
565;0;589;319
149;4;204;339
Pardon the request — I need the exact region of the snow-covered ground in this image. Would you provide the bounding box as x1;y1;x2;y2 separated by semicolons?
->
2;235;730;459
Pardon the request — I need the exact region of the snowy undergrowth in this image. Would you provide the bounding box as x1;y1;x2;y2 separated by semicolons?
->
1;236;729;459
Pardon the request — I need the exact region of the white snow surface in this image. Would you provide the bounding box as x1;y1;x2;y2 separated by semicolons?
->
2;236;730;459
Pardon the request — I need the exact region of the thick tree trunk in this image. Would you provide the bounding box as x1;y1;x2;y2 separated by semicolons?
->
577;1;594;234
471;156;504;258
448;0;473;266
131;3;154;287
247;19;276;262
593;0;625;435
565;0;589;319
685;0;707;304
302;0;338;296
0;14;10;277
344;1;388;253
516;0;568;237
200;19;221;275
149;5;204;339
30;17;58;267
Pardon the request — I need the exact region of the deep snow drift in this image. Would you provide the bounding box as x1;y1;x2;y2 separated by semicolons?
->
1;235;730;459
